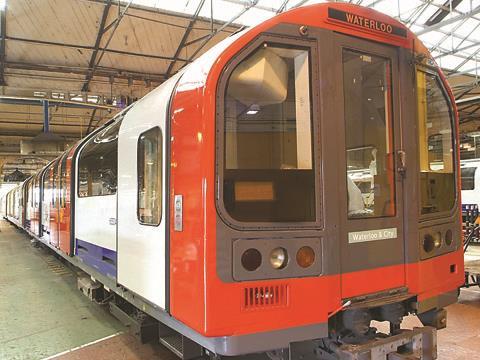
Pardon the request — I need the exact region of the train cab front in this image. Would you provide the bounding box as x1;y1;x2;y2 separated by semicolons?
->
169;3;464;359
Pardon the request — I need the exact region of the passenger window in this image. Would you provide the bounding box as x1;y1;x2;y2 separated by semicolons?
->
78;119;122;197
137;127;162;226
343;50;395;218
417;70;455;214
222;43;315;223
461;167;476;191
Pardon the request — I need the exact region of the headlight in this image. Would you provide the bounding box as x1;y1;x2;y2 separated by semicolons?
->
270;247;288;269
296;246;315;268
433;232;442;249
241;248;262;271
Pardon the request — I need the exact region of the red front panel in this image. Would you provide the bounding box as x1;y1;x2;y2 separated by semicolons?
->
169;2;463;338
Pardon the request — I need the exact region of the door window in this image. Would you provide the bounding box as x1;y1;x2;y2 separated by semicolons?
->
137;127;162;226
343;49;395;218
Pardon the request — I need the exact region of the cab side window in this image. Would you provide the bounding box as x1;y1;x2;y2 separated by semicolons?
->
417;70;456;214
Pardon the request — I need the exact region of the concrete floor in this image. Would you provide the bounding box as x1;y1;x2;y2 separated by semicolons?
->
1;219;480;360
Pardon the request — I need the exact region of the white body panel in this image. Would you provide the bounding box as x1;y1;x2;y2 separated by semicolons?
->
75;194;117;250
461;160;480;207
117;73;181;309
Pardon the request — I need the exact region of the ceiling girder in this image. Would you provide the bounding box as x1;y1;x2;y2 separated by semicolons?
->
81;0;133;93
424;0;463;26
166;0;206;77
416;5;480;36
182;0;259;68
3;36;187;62
82;1;112;92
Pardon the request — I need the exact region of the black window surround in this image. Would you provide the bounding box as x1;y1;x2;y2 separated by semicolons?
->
415;67;458;219
215;35;322;230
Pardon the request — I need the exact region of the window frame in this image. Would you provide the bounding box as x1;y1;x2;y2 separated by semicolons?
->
415;66;458;218
215;35;322;230
77;118;122;198
136;126;163;227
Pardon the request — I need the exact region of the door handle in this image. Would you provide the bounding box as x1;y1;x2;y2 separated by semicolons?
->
397;150;406;178
109;218;117;225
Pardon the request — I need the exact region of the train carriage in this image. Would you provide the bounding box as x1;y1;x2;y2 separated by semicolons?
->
4;3;464;359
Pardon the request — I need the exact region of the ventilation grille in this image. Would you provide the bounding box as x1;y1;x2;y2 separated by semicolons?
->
243;284;288;310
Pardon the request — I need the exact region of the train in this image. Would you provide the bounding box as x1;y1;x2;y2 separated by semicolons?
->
4;3;464;359
461;159;480;207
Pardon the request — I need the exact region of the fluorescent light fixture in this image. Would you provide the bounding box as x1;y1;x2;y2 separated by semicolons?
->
246;104;260;115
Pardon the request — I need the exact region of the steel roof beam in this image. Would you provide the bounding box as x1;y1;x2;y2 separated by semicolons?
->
276;0;290;14
166;0;206;77
183;0;259;66
5;61;165;82
434;45;480;65
418;0;480;22
0;119;93;128
82;0;133;93
425;0;463;26
290;0;310;10
435;42;480;60
453;47;480;72
0;95;118;110
415;5;480;36
402;2;431;27
82;1;112;92
2;36;188;62
446;66;479;77
428;16;469;53
457;94;480;105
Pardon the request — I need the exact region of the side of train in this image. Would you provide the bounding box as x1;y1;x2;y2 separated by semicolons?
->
461;159;480;207
4;3;464;359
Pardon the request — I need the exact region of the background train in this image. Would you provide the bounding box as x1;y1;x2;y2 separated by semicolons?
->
4;3;464;359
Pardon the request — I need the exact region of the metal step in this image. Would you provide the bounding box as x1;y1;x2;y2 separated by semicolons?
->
159;334;184;358
159;327;203;360
109;301;158;344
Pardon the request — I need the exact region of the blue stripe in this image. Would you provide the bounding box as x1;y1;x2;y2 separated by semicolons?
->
76;239;117;279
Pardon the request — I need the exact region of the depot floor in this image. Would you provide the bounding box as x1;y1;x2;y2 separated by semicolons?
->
1;220;480;360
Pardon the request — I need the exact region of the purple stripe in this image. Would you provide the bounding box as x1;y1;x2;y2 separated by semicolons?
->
76;239;117;279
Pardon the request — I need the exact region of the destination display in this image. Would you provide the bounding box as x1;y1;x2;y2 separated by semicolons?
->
328;8;408;38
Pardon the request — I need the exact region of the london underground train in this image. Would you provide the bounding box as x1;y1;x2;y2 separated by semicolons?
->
5;3;464;359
